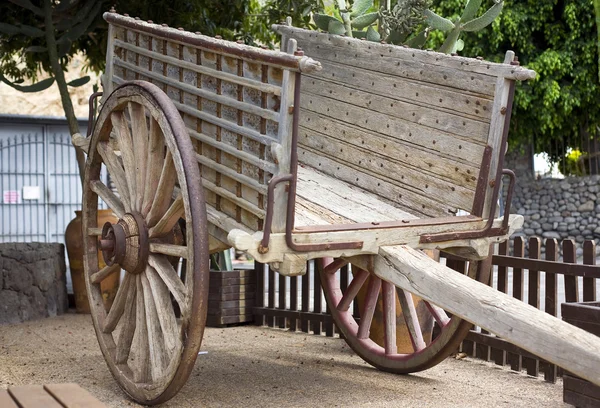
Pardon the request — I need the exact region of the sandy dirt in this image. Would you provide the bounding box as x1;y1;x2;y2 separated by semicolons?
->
0;55;100;118
0;313;568;407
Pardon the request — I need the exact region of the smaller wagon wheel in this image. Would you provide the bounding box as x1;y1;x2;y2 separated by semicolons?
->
82;81;209;405
319;254;491;373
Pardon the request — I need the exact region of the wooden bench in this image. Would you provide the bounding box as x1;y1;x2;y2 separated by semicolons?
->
0;384;106;408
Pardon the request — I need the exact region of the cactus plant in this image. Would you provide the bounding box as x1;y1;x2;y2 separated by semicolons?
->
425;0;504;54
379;0;430;45
313;0;379;38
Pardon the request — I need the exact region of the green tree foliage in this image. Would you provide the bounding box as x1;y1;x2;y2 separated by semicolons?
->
428;0;599;164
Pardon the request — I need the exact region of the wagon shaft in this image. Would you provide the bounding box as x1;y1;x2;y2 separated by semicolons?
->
369;245;600;386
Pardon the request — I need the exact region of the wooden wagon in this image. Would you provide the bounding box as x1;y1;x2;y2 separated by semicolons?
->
73;11;600;405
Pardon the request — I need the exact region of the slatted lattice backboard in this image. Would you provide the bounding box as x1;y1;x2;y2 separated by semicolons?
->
103;13;313;241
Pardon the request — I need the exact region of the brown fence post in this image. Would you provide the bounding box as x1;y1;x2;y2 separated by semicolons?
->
313;261;323;335
492;241;509;366
544;238;558;383
254;262;265;326
583;241;597;301
301;262;310;333
563;240;579;303
279;273;287;329
508;237;524;372
525;237;541;377
268;265;276;327
290;275;298;331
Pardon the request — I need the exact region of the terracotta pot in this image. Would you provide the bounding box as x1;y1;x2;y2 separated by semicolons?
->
65;209;120;313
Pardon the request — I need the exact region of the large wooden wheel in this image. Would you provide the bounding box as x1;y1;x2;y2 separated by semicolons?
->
319;254;491;373
82;81;209;405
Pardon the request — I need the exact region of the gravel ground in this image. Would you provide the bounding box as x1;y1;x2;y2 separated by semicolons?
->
0;313;567;407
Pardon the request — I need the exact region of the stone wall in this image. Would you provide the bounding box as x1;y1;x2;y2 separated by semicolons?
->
0;243;68;324
510;175;600;251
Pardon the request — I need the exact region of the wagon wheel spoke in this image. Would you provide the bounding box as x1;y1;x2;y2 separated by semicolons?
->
141;117;165;216
90;263;120;284
382;281;397;355
146;266;181;356
148;254;189;317
357;276;381;339
103;273;133;333
148;194;184;238
337;268;369;312
141;271;168;381
396;288;426;352
116;280;137;364
424;301;451;327
323;258;348;275
111;111;137;208
90;180;125;218
132;275;150;383
97;141;132;212
128;102;149;212
146;151;177;228
83;82;208;404
149;243;188;259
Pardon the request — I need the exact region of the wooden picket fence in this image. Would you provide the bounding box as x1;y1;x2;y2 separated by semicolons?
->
252;237;600;383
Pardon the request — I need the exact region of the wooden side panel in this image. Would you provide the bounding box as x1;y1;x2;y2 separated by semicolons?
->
106;21;301;237
288;30;501;216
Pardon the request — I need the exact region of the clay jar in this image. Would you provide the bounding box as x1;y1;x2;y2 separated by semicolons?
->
65;210;120;313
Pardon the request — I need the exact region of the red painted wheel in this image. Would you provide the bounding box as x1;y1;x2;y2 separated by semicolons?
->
82;81;209;404
319;254;490;373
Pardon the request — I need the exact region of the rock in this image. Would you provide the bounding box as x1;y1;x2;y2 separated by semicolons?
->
541;223;553;230
542;231;561;239
531;213;541;221
578;201;595;212
557;225;568;232
564;217;577;223
0;290;21;325
594;226;600;236
530;221;541;229
524;229;535;235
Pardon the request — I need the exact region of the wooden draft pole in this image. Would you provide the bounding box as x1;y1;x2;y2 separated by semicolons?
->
373;245;600;386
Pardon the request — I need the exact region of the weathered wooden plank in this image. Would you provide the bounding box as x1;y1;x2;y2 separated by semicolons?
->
300;109;485;172
301;85;488;146
114;39;282;94
113;58;280;122
303;76;490;134
375;245;600;387
8;385;63;408
274;25;535;81
296;165;416;225
187;127;277;173
44;384;107;408
298;128;477;210
296;40;496;96
107;15;321;74
0;390;18;408
299;147;459;217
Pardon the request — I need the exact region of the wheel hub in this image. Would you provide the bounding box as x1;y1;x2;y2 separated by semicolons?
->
100;212;149;274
